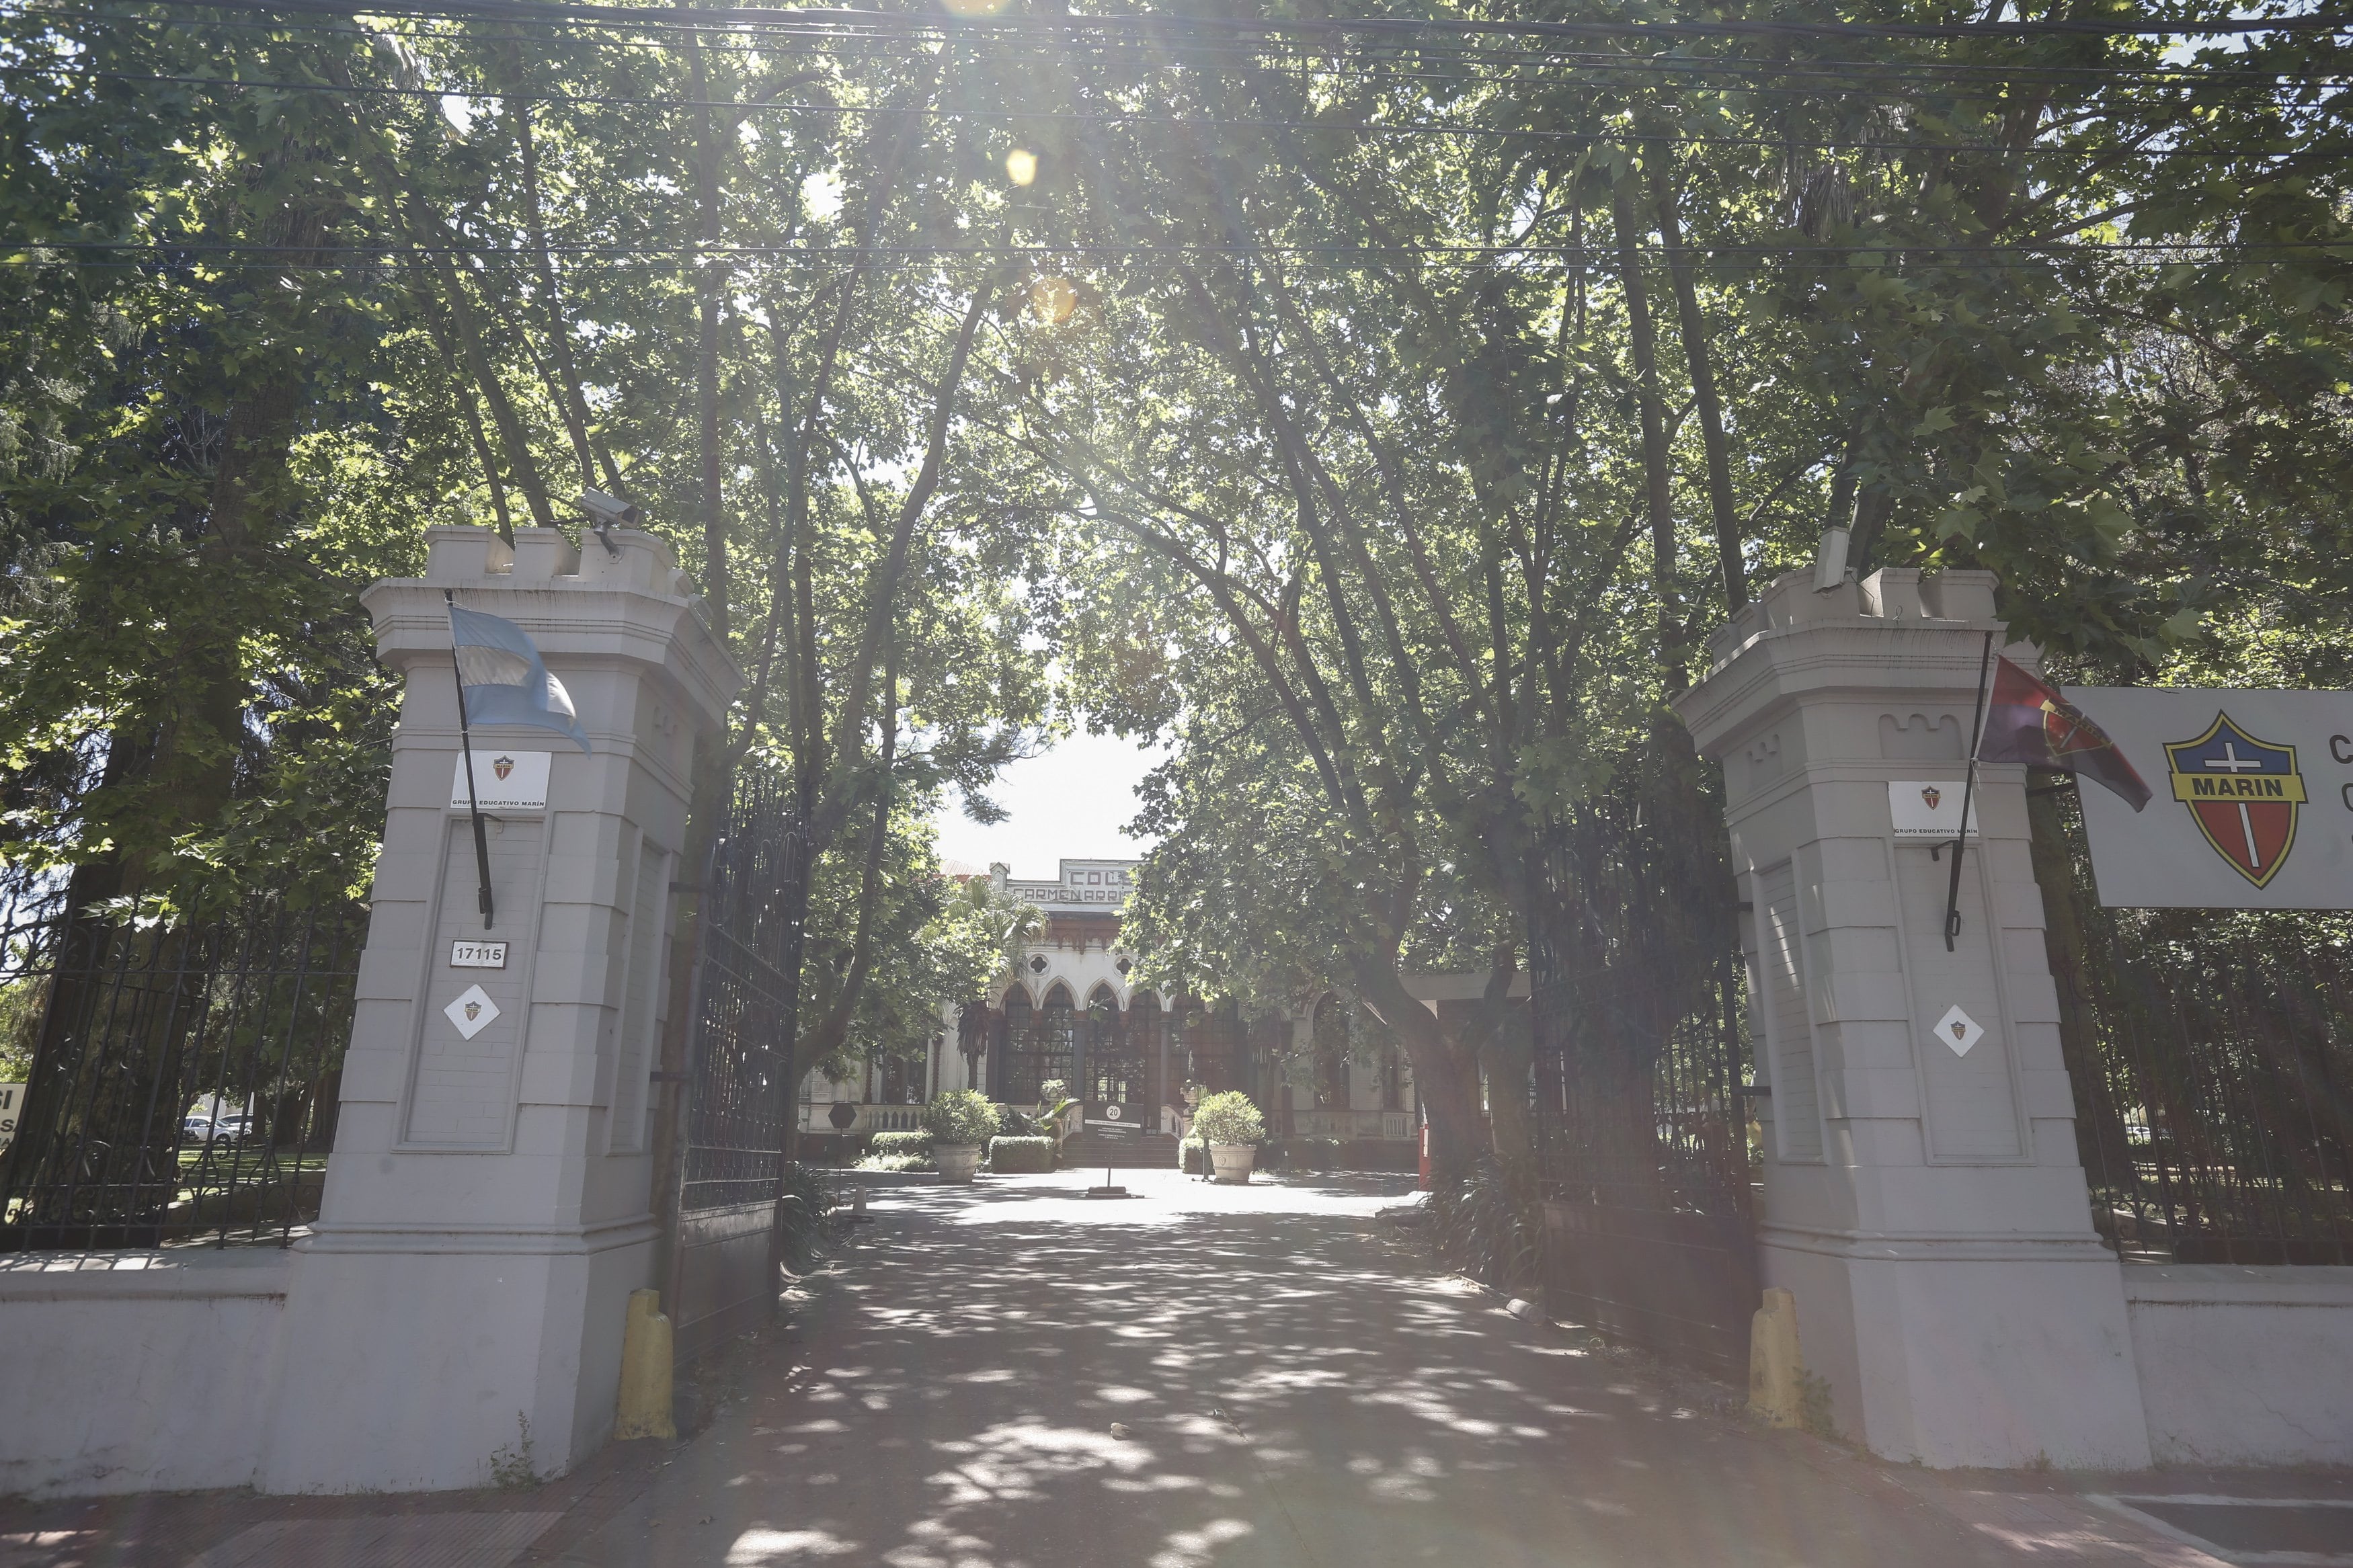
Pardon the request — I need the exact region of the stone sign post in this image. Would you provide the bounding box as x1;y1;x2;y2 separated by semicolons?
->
1675;567;2150;1469
260;526;737;1493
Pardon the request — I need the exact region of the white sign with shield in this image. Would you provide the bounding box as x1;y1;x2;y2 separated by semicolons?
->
448;750;551;812
1888;780;1980;841
2063;687;2353;909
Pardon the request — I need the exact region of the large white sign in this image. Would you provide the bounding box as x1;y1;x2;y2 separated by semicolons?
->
1888;780;1981;841
448;749;551;812
2065;687;2353;909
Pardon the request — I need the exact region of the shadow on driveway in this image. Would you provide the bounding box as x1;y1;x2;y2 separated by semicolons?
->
553;1171;2009;1568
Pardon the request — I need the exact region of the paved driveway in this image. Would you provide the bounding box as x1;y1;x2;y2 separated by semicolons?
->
549;1169;2022;1568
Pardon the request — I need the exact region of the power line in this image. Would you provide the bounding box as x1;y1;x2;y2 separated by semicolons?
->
11;3;2346;89
65;0;2353;43
9;237;2342;262
1;62;2336;156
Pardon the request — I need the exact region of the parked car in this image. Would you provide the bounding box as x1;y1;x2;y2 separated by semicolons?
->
182;1114;216;1145
210;1114;252;1144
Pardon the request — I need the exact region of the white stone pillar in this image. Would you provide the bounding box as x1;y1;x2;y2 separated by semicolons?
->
1674;567;2149;1469
260;526;739;1493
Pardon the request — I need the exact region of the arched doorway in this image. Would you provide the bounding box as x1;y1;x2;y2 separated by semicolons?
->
957;1001;990;1094
1084;984;1146;1126
1000;983;1074;1106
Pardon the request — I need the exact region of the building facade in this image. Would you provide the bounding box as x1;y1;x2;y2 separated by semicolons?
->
797;858;1419;1158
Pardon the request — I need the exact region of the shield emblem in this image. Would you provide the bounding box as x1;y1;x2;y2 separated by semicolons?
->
492;755;515;782
2164;713;2306;888
465;1000;482;1022
1920;786;1942;811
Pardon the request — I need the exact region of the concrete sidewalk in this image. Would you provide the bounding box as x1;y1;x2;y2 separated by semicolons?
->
4;1169;2343;1567
530;1171;2191;1567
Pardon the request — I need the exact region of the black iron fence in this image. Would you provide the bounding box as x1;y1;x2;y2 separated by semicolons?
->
1533;950;1755;1223
0;899;366;1249
2043;794;2353;1265
676;769;806;1219
1527;755;1759;1380
668;768;806;1360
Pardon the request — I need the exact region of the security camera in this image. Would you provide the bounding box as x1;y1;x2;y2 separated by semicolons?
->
577;489;641;558
578;489;642;529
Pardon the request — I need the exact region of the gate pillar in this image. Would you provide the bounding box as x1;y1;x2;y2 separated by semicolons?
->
1675;567;2149;1469
260;526;740;1493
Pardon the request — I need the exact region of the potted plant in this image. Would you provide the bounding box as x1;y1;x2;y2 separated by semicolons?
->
921;1089;1002;1183
1191;1090;1265;1184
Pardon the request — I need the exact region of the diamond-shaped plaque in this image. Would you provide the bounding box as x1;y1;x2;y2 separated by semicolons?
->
444;983;500;1040
1933;1004;1985;1057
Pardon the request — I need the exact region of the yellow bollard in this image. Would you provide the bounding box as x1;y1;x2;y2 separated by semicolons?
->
613;1288;677;1440
1747;1286;1804;1428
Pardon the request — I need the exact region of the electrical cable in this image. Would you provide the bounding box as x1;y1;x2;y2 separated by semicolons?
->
2;61;2342;156
11;3;2347;91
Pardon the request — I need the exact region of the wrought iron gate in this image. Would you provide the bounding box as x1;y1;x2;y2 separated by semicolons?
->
1085;996;1150;1124
1530;768;1758;1382
668;770;805;1361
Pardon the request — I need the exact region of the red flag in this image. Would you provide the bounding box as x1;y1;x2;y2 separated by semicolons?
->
1976;657;2152;811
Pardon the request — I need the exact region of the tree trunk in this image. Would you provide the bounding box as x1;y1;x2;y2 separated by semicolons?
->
682;15;730;638
1653;161;1744;612
1612;176;1683;691
1353;960;1481;1184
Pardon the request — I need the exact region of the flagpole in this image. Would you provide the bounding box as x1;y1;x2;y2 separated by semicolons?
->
1944;630;1996;952
446;589;496;932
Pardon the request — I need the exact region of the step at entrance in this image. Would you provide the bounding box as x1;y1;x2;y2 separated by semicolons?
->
1061;1132;1179;1169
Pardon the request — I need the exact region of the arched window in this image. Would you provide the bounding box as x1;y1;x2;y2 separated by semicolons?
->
1086;984;1121;1050
1127;991;1160;1062
1001;985;1033;1042
1042;984;1076;1055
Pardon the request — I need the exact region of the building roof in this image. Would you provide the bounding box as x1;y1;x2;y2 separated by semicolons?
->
1000;857;1141;913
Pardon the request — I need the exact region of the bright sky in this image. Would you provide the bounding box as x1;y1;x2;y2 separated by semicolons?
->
932;729;1172;878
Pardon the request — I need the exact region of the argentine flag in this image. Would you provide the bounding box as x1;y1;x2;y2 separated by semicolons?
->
448;602;592;753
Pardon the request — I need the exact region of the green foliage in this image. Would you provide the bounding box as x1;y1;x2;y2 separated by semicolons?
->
1426;1157;1540;1293
1797;1370;1842;1443
1275;1137;1344;1173
0;973;43;1081
3;0;2349;1161
868;1130;932;1159
1191;1091;1265;1147
776;1162;835;1272
488;1413;538;1491
986;1134;1055;1173
920;1089;1000;1148
854;1152;928;1173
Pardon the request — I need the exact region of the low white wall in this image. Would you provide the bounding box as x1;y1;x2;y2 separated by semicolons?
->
2124;1262;2353;1465
0;1249;290;1498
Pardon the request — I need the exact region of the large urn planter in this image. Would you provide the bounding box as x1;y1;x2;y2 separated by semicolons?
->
1190;1091;1267;1186
1209;1143;1257;1184
919;1090;1002;1186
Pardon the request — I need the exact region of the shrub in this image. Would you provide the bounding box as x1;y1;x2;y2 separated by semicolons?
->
988;1134;1055;1173
922;1089;1001;1147
869;1130;932;1159
1426;1155;1539;1291
1275;1137;1343;1172
1037;1079;1070;1106
855;1152;928;1173
776;1162;834;1270
1191;1090;1265;1146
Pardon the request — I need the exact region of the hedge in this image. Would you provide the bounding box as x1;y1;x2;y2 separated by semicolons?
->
869;1130;932;1159
988;1134;1055;1173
